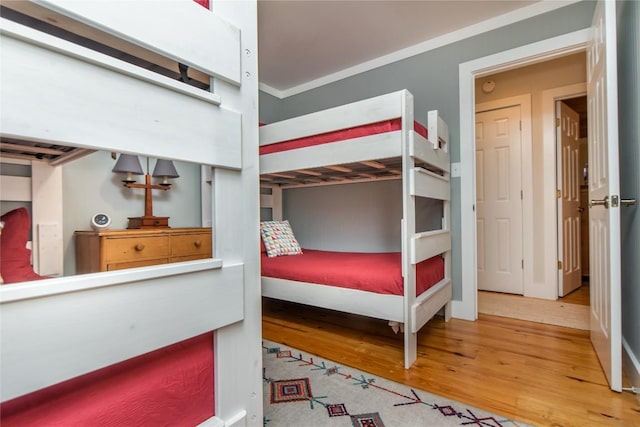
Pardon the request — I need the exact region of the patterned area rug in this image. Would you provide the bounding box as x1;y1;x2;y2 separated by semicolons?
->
262;340;533;427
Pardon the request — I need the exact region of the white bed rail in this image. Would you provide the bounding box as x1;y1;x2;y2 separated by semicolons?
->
410;167;450;201
411;230;451;265
0;260;242;401
427;110;449;152
0;17;241;169
410;131;450;173
260;90;406;147
261;132;401;175
33;0;241;85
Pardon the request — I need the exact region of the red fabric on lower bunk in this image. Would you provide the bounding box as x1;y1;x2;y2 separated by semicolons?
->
261;250;443;296
259;119;428;155
0;333;215;426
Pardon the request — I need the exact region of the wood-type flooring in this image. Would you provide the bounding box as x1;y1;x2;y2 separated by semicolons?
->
262;298;640;427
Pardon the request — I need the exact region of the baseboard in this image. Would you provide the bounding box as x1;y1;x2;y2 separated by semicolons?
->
451;299;476;321
622;338;640;403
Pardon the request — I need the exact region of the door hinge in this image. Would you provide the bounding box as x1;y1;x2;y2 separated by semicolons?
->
556;118;560;127
558;260;562;270
522;259;524;269
521;190;523;200
557;189;561;198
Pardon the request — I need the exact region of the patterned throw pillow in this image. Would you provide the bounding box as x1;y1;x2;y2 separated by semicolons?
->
260;220;303;258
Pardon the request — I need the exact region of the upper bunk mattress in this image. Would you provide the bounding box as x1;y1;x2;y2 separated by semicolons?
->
259;119;427;155
261;249;443;297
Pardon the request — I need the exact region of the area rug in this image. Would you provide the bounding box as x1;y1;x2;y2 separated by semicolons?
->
262;340;533;427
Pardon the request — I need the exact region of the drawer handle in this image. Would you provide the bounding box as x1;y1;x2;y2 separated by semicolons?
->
134;244;145;252
194;240;202;248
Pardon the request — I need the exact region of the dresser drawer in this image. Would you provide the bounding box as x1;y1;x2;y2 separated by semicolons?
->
171;233;212;258
103;236;169;263
107;258;169;271
75;228;212;274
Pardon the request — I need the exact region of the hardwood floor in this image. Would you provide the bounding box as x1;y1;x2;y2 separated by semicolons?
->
262;298;640;427
560;281;591;306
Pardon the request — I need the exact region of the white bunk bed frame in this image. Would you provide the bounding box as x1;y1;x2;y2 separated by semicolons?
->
0;1;261;426
259;90;452;369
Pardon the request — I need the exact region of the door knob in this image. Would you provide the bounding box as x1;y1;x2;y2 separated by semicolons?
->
578;207;585;213
590;196;609;209
621;198;637;207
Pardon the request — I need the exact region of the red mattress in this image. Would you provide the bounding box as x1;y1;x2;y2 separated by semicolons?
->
260;119;427;155
1;333;215;426
261;249;443;297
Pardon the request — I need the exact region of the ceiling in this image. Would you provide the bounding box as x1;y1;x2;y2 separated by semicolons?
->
257;0;554;96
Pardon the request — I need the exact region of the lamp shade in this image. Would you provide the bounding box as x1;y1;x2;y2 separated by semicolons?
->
152;159;179;185
112;154;143;182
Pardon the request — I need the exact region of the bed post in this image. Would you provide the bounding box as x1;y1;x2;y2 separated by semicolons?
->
400;90;417;369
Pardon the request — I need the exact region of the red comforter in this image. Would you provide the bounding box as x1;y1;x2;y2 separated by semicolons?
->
261;249;443;296
259;119;428;155
1;333;215;426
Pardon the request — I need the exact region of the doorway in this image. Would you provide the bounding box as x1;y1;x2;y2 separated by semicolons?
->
472;58;590;330
556;95;590;307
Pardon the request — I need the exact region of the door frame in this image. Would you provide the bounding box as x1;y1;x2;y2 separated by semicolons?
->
475;96;532;296
542;84;587;298
455;29;590;320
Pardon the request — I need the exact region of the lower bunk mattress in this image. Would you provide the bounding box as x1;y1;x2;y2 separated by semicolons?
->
261;249;444;297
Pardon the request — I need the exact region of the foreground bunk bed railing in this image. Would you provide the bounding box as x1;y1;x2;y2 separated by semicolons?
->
1;1;260;425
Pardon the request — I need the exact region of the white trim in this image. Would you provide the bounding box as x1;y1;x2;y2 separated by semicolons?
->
542;83;587;300
456;29;590;321
261;1;582;99
623;337;640;402
475;94;533;300
0;259;223;303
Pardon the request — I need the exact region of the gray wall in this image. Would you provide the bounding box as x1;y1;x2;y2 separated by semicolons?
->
259;1;596;300
617;0;640;383
282;181;442;253
62;151;203;275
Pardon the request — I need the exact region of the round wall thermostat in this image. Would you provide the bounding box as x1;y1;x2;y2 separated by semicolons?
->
91;213;112;231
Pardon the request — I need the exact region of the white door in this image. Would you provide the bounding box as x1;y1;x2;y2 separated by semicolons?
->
587;0;621;392
475;106;523;294
557;101;582;297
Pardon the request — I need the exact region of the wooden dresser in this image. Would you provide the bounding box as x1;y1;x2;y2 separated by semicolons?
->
75;227;212;273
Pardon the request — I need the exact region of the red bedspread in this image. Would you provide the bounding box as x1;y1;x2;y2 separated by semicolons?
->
1;333;215;426
261;249;443;297
259;119;427;155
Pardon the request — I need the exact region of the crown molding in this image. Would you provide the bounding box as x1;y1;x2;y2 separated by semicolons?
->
260;0;582;99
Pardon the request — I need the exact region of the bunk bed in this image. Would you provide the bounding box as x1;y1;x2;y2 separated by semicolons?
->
0;1;260;426
259;90;452;369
